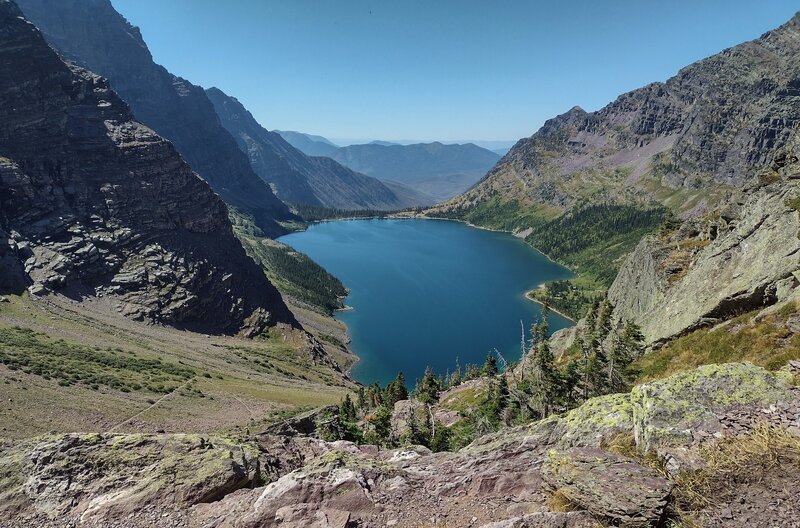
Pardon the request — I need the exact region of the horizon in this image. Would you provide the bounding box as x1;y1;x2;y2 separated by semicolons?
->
112;1;796;142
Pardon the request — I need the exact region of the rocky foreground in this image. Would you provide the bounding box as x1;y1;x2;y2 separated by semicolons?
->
1;362;798;528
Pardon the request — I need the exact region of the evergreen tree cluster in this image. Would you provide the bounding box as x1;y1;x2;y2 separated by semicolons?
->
526;204;669;285
293;205;427;222
510;301;644;422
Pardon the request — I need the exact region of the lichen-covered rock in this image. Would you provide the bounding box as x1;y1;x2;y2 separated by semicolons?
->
466;392;635;457
550;393;635;448
0;363;797;527
272;505;351;528
0;433;261;522
192;448;387;527
609;178;800;344
541;447;672;527
630;363;798;453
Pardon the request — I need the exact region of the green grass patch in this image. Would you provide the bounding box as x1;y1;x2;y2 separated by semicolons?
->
529;275;606;320
786;196;800;213
0;326;194;393
437;196;556;232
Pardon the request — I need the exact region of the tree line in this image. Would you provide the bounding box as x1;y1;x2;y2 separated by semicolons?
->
318;302;644;452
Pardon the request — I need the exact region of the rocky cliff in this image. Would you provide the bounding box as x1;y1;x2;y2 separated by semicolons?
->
206;88;430;210
0;1;293;333
15;0;294;237
442;12;800;217
608;138;800;344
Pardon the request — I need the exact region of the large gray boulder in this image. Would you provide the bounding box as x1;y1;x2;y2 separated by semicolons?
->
541;447;672;527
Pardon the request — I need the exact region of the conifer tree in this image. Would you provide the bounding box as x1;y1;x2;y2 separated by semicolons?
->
340;394;357;422
450;356;462;387
562;358;582;408
356;387;367;415
365;404;393;446
482;352;499;377
584;346;608;398
415;367;440;404
580;302;601;400
465;363;480;380
527;304;560;417
385;371;409;405
607;320;644;393
363;382;383;411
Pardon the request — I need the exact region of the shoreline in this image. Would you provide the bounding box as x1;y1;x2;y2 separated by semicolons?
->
524;289;577;323
404;215;576;271
294;214;578;381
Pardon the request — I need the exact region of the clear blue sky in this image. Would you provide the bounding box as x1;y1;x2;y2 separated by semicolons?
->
112;0;798;143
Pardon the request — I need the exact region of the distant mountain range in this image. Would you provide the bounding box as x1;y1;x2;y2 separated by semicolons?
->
207;89;431;210
274;130;339;157
329;142;501;201
278;132;501;201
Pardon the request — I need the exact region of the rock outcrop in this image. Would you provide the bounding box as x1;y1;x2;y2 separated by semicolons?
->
608;150;800;344
15;0;294;237
206;87;431;210
0;1;294;332
0;433;261;522
541;447;672;527
4;362;796;527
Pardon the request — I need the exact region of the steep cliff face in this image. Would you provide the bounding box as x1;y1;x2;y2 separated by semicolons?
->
443;12;800;217
609;140;800;344
0;1;294;332
15;0;294;237
205;88;429;210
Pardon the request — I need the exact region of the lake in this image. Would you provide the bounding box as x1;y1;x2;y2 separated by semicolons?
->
279;218;573;387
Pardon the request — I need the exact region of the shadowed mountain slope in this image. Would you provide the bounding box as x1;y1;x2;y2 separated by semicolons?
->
16;0;294;237
0;0;294;333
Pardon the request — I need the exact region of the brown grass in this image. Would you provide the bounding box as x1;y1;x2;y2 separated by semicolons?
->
600;432;669;476
672;424;800;521
546;488;582;513
0;293;351;439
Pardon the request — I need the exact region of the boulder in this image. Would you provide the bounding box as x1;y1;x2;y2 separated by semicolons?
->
273;505;350;528
479;511;599;528
630;363;798;453
0;433;261;521
541;448;672;527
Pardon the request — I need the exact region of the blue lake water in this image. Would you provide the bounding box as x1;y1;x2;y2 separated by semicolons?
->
279;218;573;386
